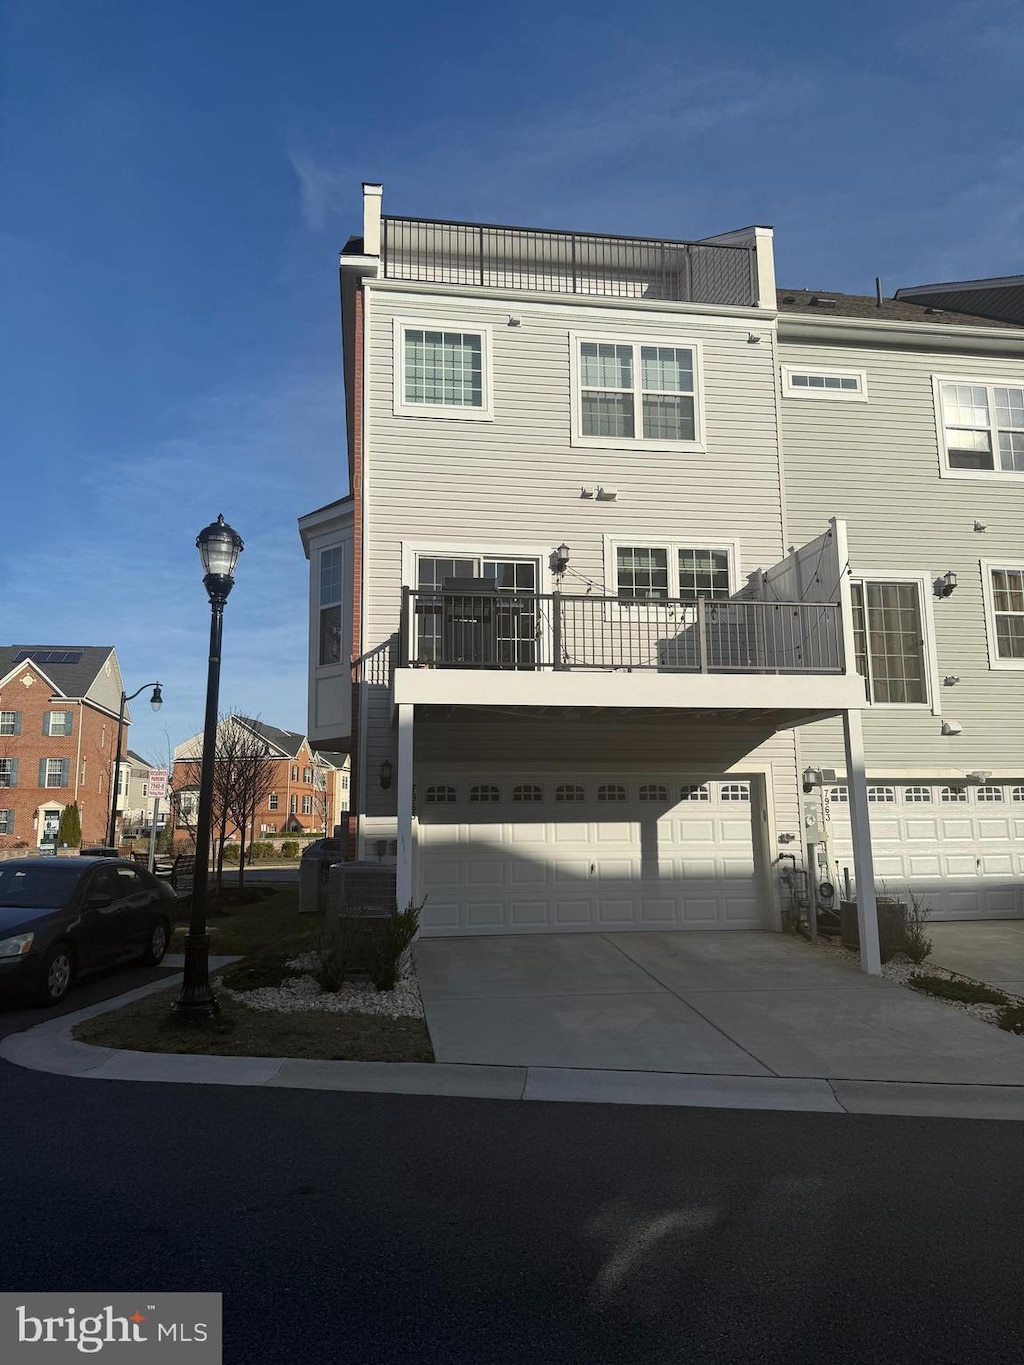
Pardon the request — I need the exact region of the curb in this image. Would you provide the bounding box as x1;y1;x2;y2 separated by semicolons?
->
6;974;1024;1118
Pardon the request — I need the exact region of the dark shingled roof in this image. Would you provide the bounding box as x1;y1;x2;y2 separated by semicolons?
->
0;646;115;701
777;288;1024;329
234;717;306;758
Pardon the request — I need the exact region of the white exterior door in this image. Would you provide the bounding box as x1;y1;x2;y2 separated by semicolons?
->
824;781;1024;920
417;776;763;936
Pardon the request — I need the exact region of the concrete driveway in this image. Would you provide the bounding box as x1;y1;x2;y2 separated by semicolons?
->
414;931;1024;1085
929;922;1024;997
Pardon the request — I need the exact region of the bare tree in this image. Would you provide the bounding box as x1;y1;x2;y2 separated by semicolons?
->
224;720;277;889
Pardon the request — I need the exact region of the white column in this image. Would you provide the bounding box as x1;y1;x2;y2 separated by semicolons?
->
842;709;881;975
396;703;414;911
362;182;383;257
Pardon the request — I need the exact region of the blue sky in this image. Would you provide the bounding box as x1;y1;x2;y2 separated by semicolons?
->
2;0;1023;763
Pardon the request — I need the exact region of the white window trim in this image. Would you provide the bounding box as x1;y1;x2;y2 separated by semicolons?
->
393;317;494;421
933;373;1024;482
569;331;706;451
851;569;941;715
781;365;867;402
981;558;1024;670
602;536;741;603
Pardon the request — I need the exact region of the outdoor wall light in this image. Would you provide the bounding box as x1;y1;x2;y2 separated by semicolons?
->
936;570;958;597
379;759;393;790
552;544;570;574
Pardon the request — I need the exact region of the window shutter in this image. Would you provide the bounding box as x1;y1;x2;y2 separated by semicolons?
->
60;758;70;787
39;758;47;786
9;759;17;788
14;713;21;736
42;711;51;735
66;711;74;738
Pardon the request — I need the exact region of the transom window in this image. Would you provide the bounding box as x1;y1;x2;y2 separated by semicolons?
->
977;785;1004;802
868;786;896;803
612;541;733;602
513;784;542;802
903;786;932;803
469;784;500;803
783;367;866;400
988;566;1024;662
940;786;968;802
938;380;1024;473
680;784;710;801
425;785;457;804
720;783;750;802
597;784;627;802
851;581;927;704
639;784;668;801
828;787;848;803
573;335;699;446
396;322;490;418
556;784;585;802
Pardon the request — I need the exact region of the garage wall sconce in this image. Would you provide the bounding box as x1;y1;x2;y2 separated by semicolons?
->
379;759;393;790
935;570;958;597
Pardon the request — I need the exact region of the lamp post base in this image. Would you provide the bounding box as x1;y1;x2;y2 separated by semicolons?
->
170;933;220;1019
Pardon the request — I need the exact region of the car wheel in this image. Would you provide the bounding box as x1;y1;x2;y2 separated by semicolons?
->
141;920;169;966
37;943;75;1007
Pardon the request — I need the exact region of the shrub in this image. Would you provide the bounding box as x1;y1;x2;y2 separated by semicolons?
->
58;803;82;847
369;899;424;992
281;840;300;859
221;843;241;863
309;919;363;993
250;841;274;861
900;891;933;964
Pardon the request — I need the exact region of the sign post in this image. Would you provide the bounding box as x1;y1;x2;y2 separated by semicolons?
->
147;769;169;874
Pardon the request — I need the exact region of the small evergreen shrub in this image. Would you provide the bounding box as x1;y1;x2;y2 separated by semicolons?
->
909;974;1008;1006
369;899;423;992
222;843;241;863
58;803;82;847
281;840;300;859
251;841;274;860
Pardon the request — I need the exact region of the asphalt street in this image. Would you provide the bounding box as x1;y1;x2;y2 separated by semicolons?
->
1;1034;1023;1365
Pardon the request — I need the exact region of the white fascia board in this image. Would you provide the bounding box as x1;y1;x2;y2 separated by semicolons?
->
298;500;354;558
393;668;867;713
363;277;779;325
898;276;1024;297
0;658;63;695
778;313;1024;356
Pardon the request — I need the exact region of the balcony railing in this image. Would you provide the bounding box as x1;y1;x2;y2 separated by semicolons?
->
381;217;757;308
399;591;845;674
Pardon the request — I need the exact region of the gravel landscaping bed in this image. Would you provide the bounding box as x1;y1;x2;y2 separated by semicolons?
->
814;935;1024;1029
217;953;425;1019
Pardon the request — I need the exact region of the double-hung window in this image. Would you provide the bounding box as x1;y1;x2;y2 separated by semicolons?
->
609;540;735;602
850;580;929;704
572;335;701;448
44;710;73;737
319;547;343;666
40;758;69;788
982;562;1024;666
394;320;492;419
936;378;1024;476
0;759;17;788
0;711;20;736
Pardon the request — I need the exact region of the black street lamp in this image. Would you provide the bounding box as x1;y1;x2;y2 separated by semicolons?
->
172;514;244;1020
108;682;163;849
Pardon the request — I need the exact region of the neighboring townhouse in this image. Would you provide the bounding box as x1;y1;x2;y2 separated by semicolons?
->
172;717;348;843
776;286;1024;919
118;750;168;834
0;645;131;850
299;185;882;950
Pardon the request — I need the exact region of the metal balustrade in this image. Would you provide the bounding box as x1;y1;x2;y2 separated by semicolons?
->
381;217;757;308
399;591;845;674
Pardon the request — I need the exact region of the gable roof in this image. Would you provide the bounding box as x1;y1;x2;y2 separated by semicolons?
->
233;716;307;758
895;276;1024;328
776;288;1024;330
0;646;121;707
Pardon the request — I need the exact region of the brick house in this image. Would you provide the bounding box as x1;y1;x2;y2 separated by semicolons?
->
171;717;350;846
0;646;131;852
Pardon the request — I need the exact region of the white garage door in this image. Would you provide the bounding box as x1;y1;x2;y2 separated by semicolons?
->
417;777;763;935
825;781;1024;920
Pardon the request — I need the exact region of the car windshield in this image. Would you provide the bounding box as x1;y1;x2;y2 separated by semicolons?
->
0;864;82;910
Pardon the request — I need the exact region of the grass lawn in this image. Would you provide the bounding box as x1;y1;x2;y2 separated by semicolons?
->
74;883;435;1063
74;986;434;1062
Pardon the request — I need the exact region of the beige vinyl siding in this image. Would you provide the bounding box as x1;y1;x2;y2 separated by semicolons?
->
782;334;1024;770
360;283;787;820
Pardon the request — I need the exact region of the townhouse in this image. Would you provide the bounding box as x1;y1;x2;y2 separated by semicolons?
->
0;646;131;851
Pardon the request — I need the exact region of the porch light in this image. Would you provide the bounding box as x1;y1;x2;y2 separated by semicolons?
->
937;570;958;597
379;759;393;790
552;544;570;574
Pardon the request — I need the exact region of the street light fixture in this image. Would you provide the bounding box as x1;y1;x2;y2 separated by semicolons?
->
172;515;244;1020
108;683;163;849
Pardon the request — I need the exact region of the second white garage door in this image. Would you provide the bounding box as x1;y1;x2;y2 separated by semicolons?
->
417;777;764;936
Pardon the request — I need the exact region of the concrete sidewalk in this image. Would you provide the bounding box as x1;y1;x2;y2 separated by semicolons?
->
5;935;1024;1119
929;922;1024;997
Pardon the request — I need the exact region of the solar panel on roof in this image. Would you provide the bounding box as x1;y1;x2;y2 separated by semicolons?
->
12;649;83;665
